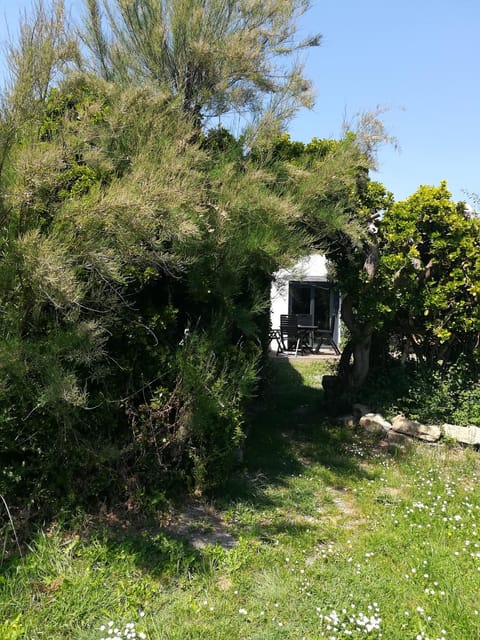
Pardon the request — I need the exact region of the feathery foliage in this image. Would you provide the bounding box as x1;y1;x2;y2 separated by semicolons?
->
0;0;374;526
81;0;320;124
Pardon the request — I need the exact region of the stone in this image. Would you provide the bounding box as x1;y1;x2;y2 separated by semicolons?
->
442;423;480;447
391;415;441;442
386;430;411;445
359;413;392;435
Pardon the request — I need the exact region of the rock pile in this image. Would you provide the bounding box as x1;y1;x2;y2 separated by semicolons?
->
355;411;480;448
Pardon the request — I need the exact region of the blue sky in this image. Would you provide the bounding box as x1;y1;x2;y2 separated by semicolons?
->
1;0;478;204
290;0;479;204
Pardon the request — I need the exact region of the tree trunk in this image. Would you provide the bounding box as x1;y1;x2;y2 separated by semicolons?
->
337;294;373;391
323;294;372;404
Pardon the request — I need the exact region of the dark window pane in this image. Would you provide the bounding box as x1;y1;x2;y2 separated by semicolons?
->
289;283;311;315
314;286;330;329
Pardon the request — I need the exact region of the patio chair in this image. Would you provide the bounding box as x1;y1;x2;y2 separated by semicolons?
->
314;315;341;355
269;327;284;355
279;314;304;356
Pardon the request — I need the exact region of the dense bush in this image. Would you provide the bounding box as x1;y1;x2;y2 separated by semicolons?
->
3;63;355;519
359;356;480;427
0;1;396;528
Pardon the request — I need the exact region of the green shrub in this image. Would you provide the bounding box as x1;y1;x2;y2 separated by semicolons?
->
135;334;259;495
360;356;480;426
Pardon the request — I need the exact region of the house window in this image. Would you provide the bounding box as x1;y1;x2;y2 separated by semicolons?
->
288;282;334;329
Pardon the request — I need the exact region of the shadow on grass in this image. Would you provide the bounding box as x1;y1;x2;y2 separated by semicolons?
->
52;357;377;582
220;358;372;501
97;359;378;572
1;357;378;584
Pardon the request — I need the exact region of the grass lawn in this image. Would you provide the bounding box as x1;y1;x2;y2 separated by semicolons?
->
2;358;480;640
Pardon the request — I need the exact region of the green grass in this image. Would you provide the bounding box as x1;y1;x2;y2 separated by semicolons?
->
2;358;480;639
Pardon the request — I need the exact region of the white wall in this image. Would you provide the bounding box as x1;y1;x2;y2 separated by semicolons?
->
270;254;341;350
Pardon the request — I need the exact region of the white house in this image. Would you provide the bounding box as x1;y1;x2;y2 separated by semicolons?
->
270;253;341;351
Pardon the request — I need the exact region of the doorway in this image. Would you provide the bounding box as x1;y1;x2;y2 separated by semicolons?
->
288;282;334;329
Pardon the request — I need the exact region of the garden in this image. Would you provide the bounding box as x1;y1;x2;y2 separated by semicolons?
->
1;3;480;638
2;358;479;640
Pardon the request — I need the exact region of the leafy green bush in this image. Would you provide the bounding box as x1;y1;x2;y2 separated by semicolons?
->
134;334;259;495
360;356;480;426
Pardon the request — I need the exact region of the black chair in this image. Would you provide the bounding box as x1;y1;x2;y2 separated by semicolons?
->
269;327;284;355
314;315;341;355
279;314;303;356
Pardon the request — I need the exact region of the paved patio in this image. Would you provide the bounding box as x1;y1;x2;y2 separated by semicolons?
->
269;347;340;361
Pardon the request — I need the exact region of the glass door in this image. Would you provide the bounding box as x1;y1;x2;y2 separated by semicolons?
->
288;282;332;328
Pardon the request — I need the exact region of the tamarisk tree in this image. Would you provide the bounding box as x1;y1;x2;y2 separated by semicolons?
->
0;0;329;507
81;0;320;126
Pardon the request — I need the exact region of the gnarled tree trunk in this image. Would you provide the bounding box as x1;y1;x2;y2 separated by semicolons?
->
337;294;373;391
322;293;373;406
